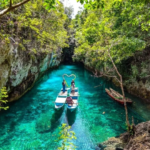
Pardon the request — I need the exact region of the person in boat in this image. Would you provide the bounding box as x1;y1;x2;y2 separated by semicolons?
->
66;93;74;106
71;79;75;86
71;82;75;94
62;79;66;93
71;79;75;93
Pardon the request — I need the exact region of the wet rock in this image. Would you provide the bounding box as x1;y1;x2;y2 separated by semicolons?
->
121;121;150;150
98;121;150;150
101;137;125;150
98;143;106;150
95;146;101;150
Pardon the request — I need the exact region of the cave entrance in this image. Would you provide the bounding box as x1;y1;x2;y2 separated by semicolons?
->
62;37;76;64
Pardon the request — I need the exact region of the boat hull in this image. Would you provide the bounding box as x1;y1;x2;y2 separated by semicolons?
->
105;88;132;105
55;91;67;109
67;104;78;112
55;104;64;110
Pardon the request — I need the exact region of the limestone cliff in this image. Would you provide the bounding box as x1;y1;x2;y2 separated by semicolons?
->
111;48;150;102
83;48;150;103
0;39;61;102
123;48;150;103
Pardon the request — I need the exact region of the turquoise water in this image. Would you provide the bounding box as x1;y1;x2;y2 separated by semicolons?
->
0;65;150;150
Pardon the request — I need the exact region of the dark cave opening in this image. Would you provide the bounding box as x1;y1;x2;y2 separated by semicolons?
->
62;36;76;64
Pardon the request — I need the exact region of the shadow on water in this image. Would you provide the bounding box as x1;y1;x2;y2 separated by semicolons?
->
50;107;65;130
39;106;64;134
66;108;77;126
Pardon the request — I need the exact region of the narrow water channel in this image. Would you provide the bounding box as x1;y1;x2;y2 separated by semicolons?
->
0;65;149;150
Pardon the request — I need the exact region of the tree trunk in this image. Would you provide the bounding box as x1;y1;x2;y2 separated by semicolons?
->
107;49;130;127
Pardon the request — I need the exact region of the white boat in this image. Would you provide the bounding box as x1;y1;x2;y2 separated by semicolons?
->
55;90;67;110
66;88;79;112
55;73;79;111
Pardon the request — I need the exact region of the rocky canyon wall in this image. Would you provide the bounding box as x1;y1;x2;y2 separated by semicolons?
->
0;39;61;102
83;48;150;103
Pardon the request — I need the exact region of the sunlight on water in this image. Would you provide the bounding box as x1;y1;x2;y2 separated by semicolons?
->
0;65;149;150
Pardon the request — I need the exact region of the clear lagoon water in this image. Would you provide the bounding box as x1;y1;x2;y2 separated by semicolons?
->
0;64;150;150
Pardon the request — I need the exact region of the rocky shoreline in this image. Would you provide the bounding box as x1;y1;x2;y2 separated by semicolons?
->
99;121;150;150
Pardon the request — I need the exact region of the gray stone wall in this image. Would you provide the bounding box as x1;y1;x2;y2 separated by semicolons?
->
0;40;61;102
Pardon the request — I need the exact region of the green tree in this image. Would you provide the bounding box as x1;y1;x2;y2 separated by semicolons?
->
73;0;149;130
0;0;60;17
0;0;68;55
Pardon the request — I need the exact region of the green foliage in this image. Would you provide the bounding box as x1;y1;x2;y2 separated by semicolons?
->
131;65;139;79
0;87;9;110
57;123;77;150
139;62;149;78
77;0;150;10
77;0;105;9
0;0;59;10
0;0;68;55
126;123;135;136
73;0;149;75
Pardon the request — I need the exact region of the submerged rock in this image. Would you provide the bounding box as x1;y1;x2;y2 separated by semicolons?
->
98;143;106;150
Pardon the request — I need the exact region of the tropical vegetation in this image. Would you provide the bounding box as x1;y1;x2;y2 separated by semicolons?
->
72;0;150;129
0;0;68;56
0;0;150;139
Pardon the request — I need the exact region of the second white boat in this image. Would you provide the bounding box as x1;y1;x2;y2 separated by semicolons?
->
66;88;79;112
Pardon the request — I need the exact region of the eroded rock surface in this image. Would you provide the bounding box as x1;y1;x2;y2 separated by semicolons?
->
122;121;150;150
101;137;125;150
101;121;150;150
0;40;61;102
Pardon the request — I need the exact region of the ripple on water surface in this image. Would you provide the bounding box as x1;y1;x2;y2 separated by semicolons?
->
0;65;149;150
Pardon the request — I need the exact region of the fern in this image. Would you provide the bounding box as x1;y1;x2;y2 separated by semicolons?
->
0;87;9;110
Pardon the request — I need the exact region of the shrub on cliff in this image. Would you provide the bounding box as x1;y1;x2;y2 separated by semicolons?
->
0;87;9;110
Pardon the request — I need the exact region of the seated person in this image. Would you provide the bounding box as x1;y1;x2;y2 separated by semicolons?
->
66;96;74;106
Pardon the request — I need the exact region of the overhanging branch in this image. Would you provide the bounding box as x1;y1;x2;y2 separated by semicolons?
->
0;0;30;17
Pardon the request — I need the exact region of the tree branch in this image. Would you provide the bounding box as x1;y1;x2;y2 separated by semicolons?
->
92;68;121;84
107;41;130;126
107;41;121;78
10;0;12;7
100;72;121;84
0;0;30;17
